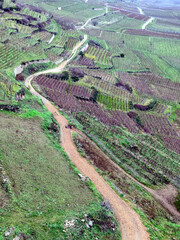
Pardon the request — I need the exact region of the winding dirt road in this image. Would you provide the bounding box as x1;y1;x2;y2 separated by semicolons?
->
137;7;154;29
25;36;150;240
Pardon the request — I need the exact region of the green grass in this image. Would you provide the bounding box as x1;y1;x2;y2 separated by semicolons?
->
97;92;129;111
168;103;180;123
0;92;121;239
0;113;95;237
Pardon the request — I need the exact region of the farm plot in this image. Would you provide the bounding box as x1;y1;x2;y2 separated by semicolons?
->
117;72;155;96
133;137;180;186
68;84;92;99
148;53;180;82
139;113;178;137
0;18;35;34
154;85;180;102
81;75;134;103
130;72;180;102
52;29;80;48
151;37;180;58
122;33;151;52
97;93;130;111
162;136;180;155
0;71;20;101
108;110;139;133
147;102;167;115
99;31;121;44
83;68;116;84
116;8;149;21
2;0;16;9
8;35;34;50
84;29;101;38
45;47;64;62
25;44;46;60
85;45;112;67
0;12;22;20
98;13;144;31
65;37;79;51
52;32;68;47
112;48;147;71
21;8;47;22
125;28;180;40
0;29;9;42
147;19;180;34
162;56;180;72
0;45;25;69
143;7;178;19
34;75;69;93
35;75;93;100
31;31;53;42
34;75;133;127
76;113;180;187
56;2;105;21
70;56;95;68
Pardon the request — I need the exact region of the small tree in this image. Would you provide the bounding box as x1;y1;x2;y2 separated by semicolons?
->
61;71;69;80
79;51;84;57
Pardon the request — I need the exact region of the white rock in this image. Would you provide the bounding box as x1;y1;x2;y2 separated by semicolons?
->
89;220;93;227
13;236;20;240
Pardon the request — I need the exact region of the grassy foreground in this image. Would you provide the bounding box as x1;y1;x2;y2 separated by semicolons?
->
0;94;121;240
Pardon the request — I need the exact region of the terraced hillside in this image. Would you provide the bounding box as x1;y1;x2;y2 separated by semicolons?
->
0;0;180;239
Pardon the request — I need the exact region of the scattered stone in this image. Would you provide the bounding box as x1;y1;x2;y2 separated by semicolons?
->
64;219;75;229
101;200;112;211
85;223;90;228
78;173;87;181
88;220;93;227
0;105;20;113
13;236;20;240
4;227;15;237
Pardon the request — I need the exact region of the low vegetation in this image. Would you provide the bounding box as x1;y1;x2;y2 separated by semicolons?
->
0;0;180;239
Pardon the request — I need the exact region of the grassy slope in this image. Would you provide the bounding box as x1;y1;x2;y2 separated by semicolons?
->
0;113;93;238
0;94;121;239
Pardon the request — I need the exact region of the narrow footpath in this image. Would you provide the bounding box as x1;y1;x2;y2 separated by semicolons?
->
137;7;154;29
24;36;150;240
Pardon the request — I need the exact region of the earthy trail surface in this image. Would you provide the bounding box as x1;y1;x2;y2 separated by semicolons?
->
47;103;150;240
25;36;150;240
137;7;154;29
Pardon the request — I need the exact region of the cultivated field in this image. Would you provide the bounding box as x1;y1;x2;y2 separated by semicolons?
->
0;0;180;239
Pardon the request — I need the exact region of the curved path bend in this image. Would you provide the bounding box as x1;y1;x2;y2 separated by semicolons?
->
25;35;150;240
137;7;154;29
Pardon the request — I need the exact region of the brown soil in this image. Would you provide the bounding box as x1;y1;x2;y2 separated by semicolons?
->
45;102;150;240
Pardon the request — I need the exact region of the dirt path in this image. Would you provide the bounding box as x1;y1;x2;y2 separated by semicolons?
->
46;103;150;240
142;17;154;30
137;6;154;29
24;35;150;240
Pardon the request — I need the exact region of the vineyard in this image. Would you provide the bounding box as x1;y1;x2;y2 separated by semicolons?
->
0;45;25;69
85;45;112;66
0;71;20;102
76;112;180;187
0;0;180;239
65;37;79;51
